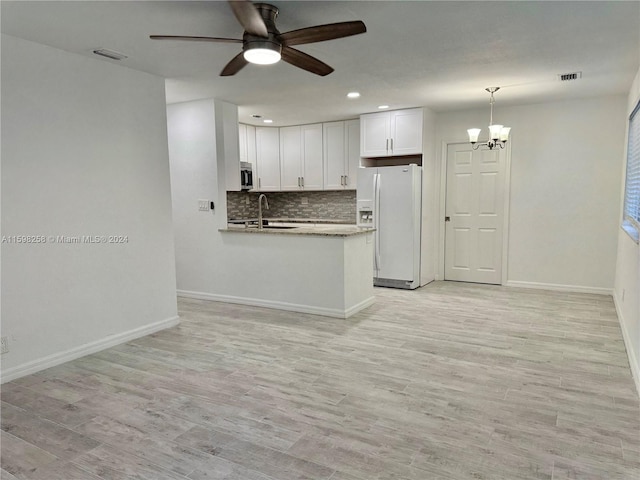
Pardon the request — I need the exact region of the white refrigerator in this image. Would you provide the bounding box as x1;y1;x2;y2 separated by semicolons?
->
356;164;422;289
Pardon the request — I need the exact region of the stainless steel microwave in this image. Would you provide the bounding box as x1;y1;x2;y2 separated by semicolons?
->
240;162;253;190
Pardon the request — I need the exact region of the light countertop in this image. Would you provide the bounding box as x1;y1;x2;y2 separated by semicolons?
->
221;222;374;237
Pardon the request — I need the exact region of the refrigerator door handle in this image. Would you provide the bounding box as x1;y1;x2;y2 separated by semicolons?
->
374;173;381;273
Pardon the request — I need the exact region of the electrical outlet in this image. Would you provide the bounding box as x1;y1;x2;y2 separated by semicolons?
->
198;199;210;212
245;196;250;205
301;197;308;205
1;336;8;355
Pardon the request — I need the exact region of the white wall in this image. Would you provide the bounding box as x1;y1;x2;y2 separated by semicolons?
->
168;99;225;292
435;95;627;293
420;107;437;286
614;66;640;394
1;35;178;382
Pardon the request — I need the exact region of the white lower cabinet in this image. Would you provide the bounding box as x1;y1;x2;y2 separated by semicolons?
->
255;127;280;191
323;119;360;190
280;123;323;190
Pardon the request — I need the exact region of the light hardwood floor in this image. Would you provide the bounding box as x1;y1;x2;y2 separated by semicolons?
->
1;281;639;479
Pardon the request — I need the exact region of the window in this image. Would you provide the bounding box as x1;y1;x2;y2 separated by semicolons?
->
623;100;640;241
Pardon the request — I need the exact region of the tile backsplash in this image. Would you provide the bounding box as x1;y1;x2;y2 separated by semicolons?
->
227;190;356;223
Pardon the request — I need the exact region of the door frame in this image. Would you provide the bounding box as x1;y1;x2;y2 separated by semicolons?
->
436;139;512;284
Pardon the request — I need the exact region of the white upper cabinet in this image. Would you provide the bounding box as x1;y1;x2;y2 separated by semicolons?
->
323;120;360;190
239;123;256;164
246;125;257;170
280;124;323;191
302;124;323;190
391;108;423;155
255;127;280;191
360;108;423;157
239;123;248;163
345;119;360;189
280;125;301;190
360;112;390;157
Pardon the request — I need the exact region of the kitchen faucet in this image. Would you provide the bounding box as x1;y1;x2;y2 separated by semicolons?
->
257;194;269;229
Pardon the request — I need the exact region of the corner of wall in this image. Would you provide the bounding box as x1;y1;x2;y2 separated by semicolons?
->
613;64;640;398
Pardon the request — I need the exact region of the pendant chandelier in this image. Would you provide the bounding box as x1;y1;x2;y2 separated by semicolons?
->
467;87;511;150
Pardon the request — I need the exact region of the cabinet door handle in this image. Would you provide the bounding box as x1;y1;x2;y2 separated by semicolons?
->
344;175;348;186
258;178;261;189
297;177;300;187
390;138;393;151
386;138;389;151
301;177;304;187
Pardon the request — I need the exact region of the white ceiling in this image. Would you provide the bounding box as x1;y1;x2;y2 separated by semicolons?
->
2;1;639;126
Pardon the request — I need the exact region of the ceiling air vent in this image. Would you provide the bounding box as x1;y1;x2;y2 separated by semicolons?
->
92;48;128;61
558;72;582;82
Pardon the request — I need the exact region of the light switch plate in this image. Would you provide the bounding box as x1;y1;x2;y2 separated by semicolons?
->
198;199;210;211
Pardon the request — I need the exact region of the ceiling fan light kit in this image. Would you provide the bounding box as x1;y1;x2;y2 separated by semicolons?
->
243;43;281;64
150;0;366;76
467;87;511;150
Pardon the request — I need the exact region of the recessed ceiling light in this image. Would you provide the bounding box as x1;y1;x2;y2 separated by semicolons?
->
378;105;390;109
347;92;360;99
263;119;273;124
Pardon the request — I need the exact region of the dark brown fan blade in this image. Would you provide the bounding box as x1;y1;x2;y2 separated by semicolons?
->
228;0;268;38
280;21;366;46
281;47;333;76
220;52;249;76
150;35;242;44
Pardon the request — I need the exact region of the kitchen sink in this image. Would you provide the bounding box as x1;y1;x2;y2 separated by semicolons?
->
242;224;297;230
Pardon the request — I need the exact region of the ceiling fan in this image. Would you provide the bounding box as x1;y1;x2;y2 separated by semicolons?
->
150;0;366;77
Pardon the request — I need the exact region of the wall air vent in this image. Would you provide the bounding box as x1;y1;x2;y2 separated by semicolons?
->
92;48;128;61
558;72;582;82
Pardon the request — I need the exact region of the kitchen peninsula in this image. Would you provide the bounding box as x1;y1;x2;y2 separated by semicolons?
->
218;222;375;318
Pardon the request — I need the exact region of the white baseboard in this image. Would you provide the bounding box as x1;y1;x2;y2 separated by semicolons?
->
504;280;613;296
344;296;376;318
177;290;375;319
613;292;640;398
0;316;180;384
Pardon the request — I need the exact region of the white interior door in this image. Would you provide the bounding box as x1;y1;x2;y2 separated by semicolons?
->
445;143;506;284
